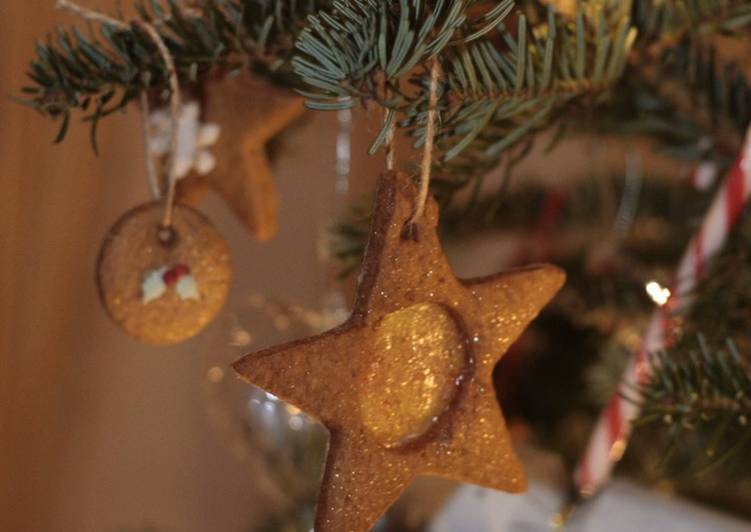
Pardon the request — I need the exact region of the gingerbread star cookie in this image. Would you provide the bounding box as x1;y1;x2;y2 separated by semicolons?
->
233;171;565;531
179;72;305;241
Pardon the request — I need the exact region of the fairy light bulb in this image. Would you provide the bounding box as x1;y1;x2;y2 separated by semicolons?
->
645;280;671;307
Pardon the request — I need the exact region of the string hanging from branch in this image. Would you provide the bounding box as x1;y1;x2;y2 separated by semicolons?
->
134;18;181;231
402;56;443;241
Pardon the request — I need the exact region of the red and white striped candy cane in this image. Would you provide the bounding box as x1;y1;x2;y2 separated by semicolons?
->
574;128;751;497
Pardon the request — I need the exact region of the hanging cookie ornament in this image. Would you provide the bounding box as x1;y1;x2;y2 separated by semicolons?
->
232;60;566;532
178;71;306;241
96;21;231;345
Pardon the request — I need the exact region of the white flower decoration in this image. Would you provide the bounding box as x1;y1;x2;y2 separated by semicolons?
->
148;101;221;180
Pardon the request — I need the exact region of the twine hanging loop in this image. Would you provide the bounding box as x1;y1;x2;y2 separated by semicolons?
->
57;0;183;237
403;56;442;240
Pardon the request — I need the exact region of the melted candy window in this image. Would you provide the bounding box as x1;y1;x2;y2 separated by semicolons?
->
358;303;469;448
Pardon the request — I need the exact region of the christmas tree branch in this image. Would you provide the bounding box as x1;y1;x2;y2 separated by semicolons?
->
622;204;751;471
412;2;635;190
18;0;751;195
628;0;751;156
633;0;751;50
20;0;331;142
296;1;636;185
632;336;751;467
635;337;751;424
292;0;514;110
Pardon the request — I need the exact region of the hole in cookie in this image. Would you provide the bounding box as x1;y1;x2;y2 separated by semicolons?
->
156;224;178;247
358;303;471;448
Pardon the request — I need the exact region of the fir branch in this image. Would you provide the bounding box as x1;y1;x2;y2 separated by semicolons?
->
292;0;514;157
633;336;751;468
627;206;751;472
630;0;751;156
651;43;750;151
404;2;636;193
19;0;751;205
633;0;751;48
683;207;751;341
21;0;330;141
587;78;712;160
295;1;636;189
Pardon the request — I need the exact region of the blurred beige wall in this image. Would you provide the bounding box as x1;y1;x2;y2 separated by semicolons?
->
0;1;128;529
0;3;360;531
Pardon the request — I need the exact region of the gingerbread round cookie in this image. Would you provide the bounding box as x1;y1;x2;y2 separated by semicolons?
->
97;201;232;345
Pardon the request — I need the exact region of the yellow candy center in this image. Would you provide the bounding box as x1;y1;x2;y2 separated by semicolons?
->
359;303;469;448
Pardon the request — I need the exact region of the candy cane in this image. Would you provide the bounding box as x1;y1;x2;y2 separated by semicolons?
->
574;128;751;497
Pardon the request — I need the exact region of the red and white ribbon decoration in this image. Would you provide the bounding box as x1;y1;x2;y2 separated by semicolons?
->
574;128;751;497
